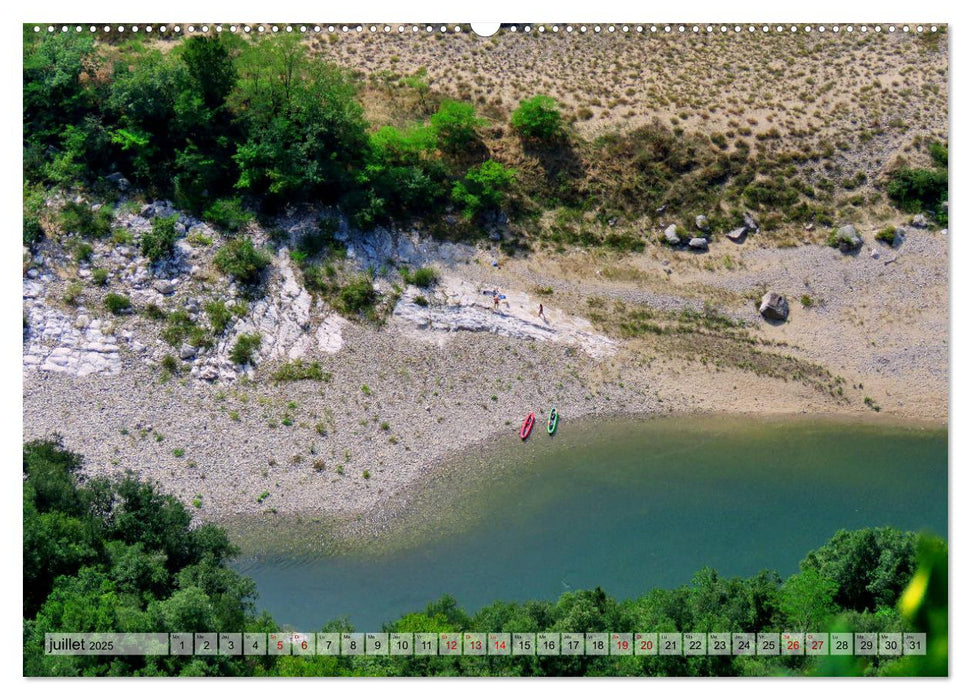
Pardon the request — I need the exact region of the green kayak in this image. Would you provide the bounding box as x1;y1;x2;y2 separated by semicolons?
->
547;407;558;435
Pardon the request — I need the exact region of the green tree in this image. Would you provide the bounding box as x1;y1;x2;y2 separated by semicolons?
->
22;440;264;677
800;527;918;612
23;33;100;149
351;124;447;227
231;36;368;205
451;160;515;218
430;100;484;152
511;95;562;141
779;569;839;630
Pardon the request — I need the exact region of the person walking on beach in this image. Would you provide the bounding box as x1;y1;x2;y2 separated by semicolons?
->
493;292;500;312
538;303;546;321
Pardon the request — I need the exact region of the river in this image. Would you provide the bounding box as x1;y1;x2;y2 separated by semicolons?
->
233;414;947;631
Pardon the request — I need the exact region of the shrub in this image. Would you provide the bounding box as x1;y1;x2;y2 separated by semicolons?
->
875;226;897;245
886;168;947;217
187;231;212;247
143;303;167;321
103;292;131;315
91;268;108;285
511;95;562;141
141;216;179;262
71;241;93;263
161;310;206;347
430;100;484;151
886;141;948;224
112;228;134;246
202;197;253;234
63;281;83;306
891;171;946;209
402;266;439;288
271;360;329;382
213;238;271;284
23;186;47;246
160;354;180;375
59;201;113;239
230;332;262;365
205;300;234;335
451;160;516;218
800;294;814;308
339;276;377;314
413;294;429;307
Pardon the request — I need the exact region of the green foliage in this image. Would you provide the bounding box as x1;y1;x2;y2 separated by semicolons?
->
230;332;262;365
430;100;484;151
271;360;329;382
160;354;180;375
59;201;114;239
103;293;132;315
886;141;948;224
23;184;48;246
742;177;800;210
161;310;210;349
205;300;234;335
451;160;516;218
23;439;261;676
203;197;253;234
70;240;93;263
800;527;918;612
91;268;109;286
780;569;839;630
886;168;947;220
875;226;897;245
62;281;83;306
23;33;101;165
338;276;378;315
141;216;179;262
511;95;562;141
401;266;439;288
351;124;446;228
213;238;271;285
231;36;368;204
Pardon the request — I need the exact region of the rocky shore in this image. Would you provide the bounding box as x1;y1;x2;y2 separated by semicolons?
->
23;199;948;537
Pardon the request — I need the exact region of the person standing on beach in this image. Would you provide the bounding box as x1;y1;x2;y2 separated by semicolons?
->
493;293;500;312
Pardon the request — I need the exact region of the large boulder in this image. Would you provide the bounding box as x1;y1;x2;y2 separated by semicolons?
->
688;237;709;251
726;227;748;242
695;215;710;232
831;225;863;252
759;292;789;321
153;279;177;295
663;224;681;246
911;213;928;229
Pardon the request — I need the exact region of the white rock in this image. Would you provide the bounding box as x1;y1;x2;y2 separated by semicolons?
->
153;279;177;295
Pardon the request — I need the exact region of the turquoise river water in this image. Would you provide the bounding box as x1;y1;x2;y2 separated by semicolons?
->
234;415;947;631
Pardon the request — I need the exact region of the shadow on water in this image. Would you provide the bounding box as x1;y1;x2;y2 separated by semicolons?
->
230;413;947;631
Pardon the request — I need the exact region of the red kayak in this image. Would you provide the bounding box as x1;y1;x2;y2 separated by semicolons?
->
520;412;536;440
